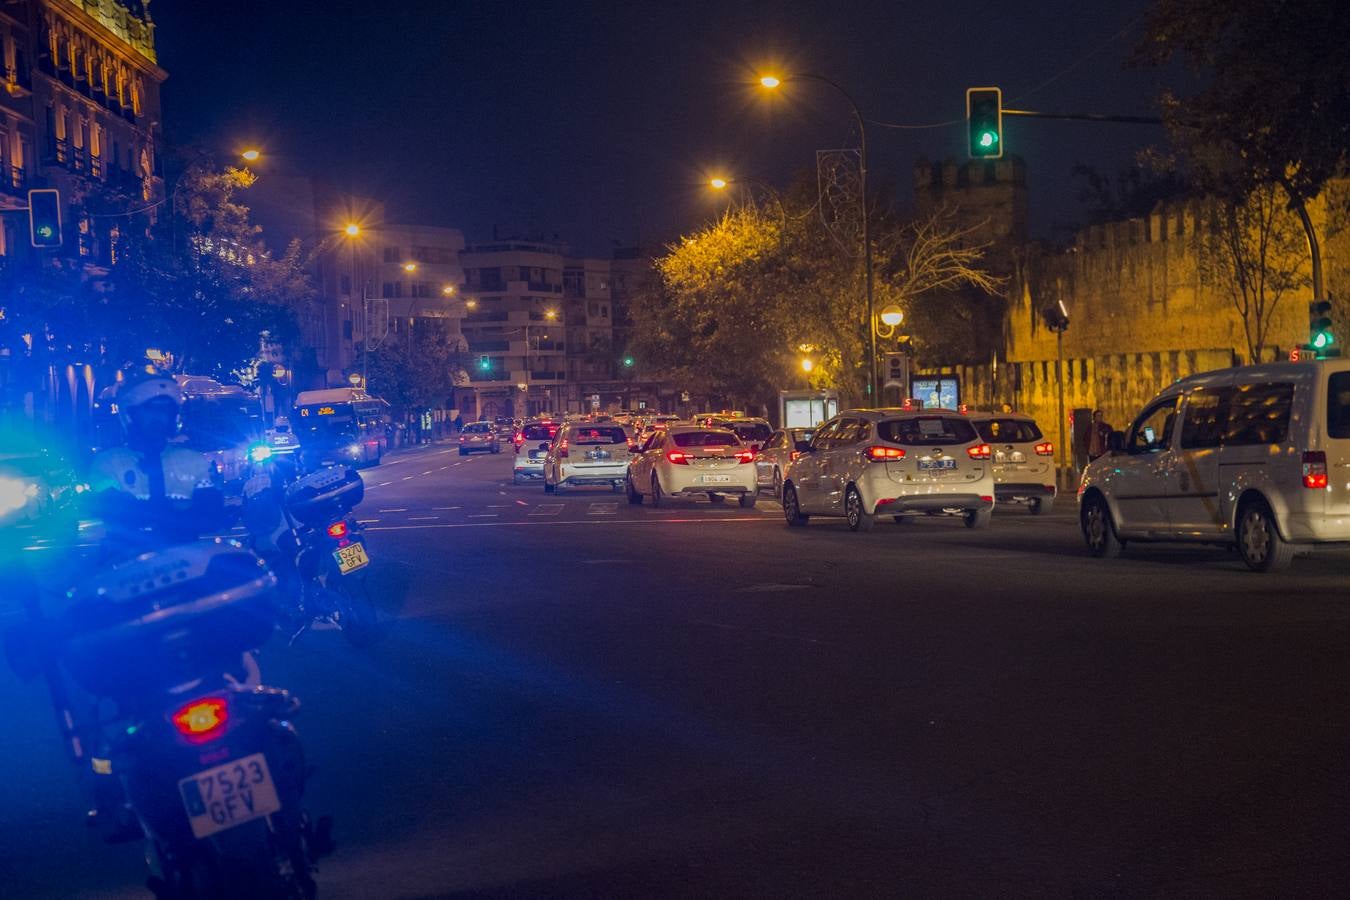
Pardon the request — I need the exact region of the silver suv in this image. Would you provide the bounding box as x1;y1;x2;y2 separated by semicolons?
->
782;409;996;532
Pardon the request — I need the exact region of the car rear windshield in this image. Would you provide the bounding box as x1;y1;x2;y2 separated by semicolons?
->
878;416;978;446
572;426;627;445
731;423;773;442
521;424;556;441
465;423;490;433
974;418;1043;443
1328;373;1350;439
672;430;738;448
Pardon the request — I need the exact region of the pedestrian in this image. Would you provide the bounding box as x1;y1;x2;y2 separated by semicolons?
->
453;413;464;432
1087;409;1113;460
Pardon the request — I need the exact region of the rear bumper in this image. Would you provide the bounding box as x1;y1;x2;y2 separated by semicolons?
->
996;482;1057;500
560;464;628;485
877;493;994;514
513;458;546;475
663;466;758;495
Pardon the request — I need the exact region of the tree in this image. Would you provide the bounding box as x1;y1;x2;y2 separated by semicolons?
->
363;319;463;414
1137;0;1350;297
1194;185;1310;363
630;178;1002;411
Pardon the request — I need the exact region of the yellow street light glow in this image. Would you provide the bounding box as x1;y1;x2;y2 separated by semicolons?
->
344;223;360;237
759;75;781;89
801;357;814;373
241;149;261;162
709;177;728;190
403;262;417;272
879;306;904;328
465;298;478;309
442;285;456;296
544;308;559;321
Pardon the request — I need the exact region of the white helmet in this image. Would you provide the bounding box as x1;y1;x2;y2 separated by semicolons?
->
116;368;183;429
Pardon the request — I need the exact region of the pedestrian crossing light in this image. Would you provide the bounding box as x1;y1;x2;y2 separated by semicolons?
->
27;188;63;248
478;355;491;371
965;87;1003;160
1311;299;1335;352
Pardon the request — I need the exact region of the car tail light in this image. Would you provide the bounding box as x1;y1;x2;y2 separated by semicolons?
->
1303;450;1328;489
790;450;801;462
327;521;348;539
514;432;525;446
172;697;229;743
734;449;755;464
865;445;906;461
557;440;569;458
967;443;992;460
1034;442;1054;456
666;450;691;465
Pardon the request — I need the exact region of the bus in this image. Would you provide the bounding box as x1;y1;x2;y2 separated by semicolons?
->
293;388;389;467
176;377;267;489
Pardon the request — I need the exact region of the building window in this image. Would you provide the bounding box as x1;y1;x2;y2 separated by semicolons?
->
383;246;399;263
382;282;395;297
343;320;353;340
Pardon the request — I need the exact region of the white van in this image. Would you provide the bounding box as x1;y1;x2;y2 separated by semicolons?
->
1078;359;1350;571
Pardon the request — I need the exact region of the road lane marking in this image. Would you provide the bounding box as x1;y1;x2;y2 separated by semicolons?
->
402;476;414;481
357;519;380;524
487;504;508;508
367;516;777;531
439;466;449;470
378;508;407;513
422;470;433;475
467;514;498;519
407;516;439;521
433;506;460;511
588;502;618;516
377;482;393;487
530;504;564;517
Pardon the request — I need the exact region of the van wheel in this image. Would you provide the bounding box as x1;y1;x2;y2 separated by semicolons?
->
1237;499;1294;572
782;484;809;527
1081;495;1123;558
964;508;992;530
845;486;874;533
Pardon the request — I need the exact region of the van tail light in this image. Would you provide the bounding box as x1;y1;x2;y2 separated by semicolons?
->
557;440;569;458
967;443;992;460
666;450;691;465
1303;450;1328;489
326;521;348;539
865;445;906;462
734;449;755;464
1034;442;1054;456
171;696;229;743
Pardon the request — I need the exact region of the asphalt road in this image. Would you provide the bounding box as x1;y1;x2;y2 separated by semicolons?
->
4;439;1350;898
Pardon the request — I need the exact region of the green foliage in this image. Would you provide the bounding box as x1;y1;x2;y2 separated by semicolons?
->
363;320;465;412
630;182;1003;411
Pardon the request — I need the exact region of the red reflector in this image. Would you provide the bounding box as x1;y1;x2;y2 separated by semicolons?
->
1303;450;1328;489
666;450;691;465
865;445;906;461
980;496;994;503
327;521;348;539
967;443;992;460
1034;442;1054;456
172;697;228;741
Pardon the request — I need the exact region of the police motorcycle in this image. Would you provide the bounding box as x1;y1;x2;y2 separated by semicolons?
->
4;489;333;900
242;447;382;648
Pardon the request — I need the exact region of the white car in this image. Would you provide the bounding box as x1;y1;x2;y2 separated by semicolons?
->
781;409;995;531
626;426;758;507
512;420;560;483
755;427;815;497
543;422;631;492
1079;359;1350;571
969;413;1056;514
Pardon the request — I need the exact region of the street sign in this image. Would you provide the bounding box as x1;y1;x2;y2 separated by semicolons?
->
1290;347;1319;362
882;351;908;390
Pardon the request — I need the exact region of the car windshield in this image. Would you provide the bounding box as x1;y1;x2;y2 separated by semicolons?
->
572;426;627;445
522;424;557;441
731;423;773;442
878;416;978;446
672;430;738;447
974;418;1043;443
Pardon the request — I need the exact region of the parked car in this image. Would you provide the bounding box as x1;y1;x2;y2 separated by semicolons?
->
543;423;631;492
626;426;757;507
512;420;560;483
459;421;500;455
1079;359;1350;571
781;409;995;531
969;413;1056;514
755;427;815;497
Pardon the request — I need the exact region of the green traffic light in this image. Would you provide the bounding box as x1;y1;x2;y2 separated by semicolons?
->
36;225;53;239
1313;331;1334;350
978;131;998;148
623;357;634;367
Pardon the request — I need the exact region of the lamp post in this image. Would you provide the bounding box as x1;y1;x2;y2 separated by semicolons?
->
759;72;875;401
1048;300;1070;482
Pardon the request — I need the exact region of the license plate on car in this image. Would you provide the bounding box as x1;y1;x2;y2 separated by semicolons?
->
698;474;732;483
334;542;369;574
178;752;282;839
918;458;957;471
530;451;546;459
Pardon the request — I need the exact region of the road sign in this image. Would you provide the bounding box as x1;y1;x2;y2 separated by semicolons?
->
882;352;908;390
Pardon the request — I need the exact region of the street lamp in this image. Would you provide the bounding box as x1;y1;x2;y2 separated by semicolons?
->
800;357;814;373
878;305;904;332
241;149;261;162
544;308;558;321
344;223;361;237
709;177;729;190
442;285;456;296
403;262;417;273
465;298;478;310
1046;299;1071;481
758;71;876;401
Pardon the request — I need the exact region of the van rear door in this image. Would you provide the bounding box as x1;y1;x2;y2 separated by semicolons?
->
1322;369;1350;516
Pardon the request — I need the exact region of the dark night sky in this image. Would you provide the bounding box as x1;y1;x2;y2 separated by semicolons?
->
152;0;1174;255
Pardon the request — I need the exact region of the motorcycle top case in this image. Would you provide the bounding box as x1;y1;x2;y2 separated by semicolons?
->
58;540;278;699
284;465;364;526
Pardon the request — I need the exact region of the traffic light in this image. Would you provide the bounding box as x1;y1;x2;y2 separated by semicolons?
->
965;87;1003;159
622;356;634;368
478;355;491;371
28;189;62;248
1310;299;1335;352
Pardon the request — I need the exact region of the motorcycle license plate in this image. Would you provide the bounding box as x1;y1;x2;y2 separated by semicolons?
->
334;542;369;574
178;753;282;839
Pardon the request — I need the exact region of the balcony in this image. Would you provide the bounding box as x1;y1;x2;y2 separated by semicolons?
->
468;339;510;352
1;165;25;196
528;371;567;382
466;309;508;323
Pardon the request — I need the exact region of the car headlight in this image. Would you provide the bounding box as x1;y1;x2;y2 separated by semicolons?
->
348;444;362;454
247;443;274;463
0;476;37;518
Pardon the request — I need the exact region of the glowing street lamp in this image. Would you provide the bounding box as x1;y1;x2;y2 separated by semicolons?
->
801;357;814;373
442;285;456;296
344;223;361;237
403;262;417;272
759;75;781;89
465;298;478;310
241;149;261;162
709;177;728;190
544;308;559;321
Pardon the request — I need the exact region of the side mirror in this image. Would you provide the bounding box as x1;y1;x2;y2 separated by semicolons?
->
1107;430;1125;454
